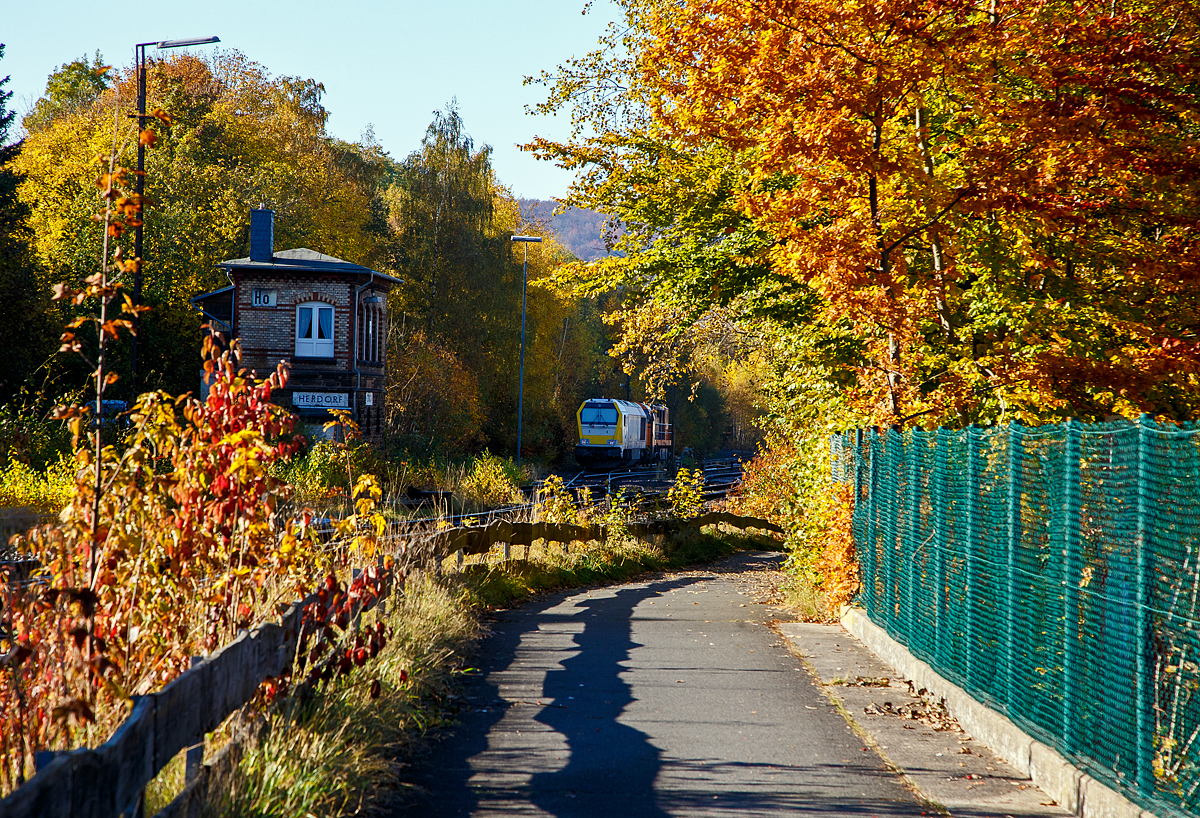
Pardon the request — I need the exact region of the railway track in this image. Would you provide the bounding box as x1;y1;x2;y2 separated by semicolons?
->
362;456;749;534
519;456;748;518
1;458;753;572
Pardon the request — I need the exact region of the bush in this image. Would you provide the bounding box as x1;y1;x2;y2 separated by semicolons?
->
726;432;859;616
0;404;71;472
537;474;577;524
0;341;343;792
460;451;526;508
273;440;352;502
668;467;705;518
0;452;74;511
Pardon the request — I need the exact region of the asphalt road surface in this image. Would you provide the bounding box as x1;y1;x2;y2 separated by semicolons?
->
398;552;926;817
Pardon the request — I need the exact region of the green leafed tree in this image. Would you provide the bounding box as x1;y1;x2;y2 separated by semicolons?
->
22;51;110;134
525;4;853;446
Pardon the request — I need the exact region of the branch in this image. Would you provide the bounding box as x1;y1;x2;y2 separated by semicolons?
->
882;187;972;257
895;407;938;425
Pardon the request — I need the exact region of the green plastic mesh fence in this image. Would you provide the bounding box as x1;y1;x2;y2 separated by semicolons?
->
833;420;1200;817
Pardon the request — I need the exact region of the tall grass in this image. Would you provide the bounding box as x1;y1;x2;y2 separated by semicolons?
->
213;575;478;818
272;443;534;516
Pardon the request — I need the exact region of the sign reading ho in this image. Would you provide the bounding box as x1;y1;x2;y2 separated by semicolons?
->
251;288;277;307
293;392;349;409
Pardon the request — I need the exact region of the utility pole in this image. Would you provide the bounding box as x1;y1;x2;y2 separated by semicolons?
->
510;235;542;466
130;36;219;391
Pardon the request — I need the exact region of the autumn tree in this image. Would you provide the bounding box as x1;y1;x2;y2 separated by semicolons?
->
638;0;1200;424
15;50;389;398
532;0;1200;427
384;105;619;457
11;53;623;463
526;3;847;451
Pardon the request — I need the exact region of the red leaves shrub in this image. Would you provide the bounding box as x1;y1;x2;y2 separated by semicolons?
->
295;567;393;691
0;338;319;791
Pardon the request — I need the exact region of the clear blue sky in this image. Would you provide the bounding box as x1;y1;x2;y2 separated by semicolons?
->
1;0;619;200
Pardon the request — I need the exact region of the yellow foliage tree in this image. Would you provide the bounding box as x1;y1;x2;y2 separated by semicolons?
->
15;51;389;396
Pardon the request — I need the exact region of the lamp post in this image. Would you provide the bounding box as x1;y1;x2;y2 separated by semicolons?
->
511;235;542;466
131;35;219;390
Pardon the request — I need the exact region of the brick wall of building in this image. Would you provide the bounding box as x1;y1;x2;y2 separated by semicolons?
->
225;271;388;446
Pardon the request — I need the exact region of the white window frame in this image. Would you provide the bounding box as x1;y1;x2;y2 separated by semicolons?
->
295;301;335;358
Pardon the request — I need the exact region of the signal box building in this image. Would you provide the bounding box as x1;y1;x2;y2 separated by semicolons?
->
191;208;396;444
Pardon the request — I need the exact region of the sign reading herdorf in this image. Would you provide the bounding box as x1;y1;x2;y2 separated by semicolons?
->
292;392;349;409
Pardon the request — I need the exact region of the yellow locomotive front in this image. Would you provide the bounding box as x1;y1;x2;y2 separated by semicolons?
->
574;398;671;470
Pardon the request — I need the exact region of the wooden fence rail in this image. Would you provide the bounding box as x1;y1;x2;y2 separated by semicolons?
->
0;510;780;818
0;589;319;818
431;511;781;559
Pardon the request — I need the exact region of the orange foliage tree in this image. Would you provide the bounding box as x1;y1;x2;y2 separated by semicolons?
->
727;436;858;609
640;0;1200;424
536;0;1200;426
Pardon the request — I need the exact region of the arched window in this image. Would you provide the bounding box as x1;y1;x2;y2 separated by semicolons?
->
296;301;334;358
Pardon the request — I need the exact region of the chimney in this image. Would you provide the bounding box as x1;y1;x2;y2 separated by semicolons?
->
249;207;274;262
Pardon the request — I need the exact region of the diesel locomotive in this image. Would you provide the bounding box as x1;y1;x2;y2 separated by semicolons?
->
574;398;673;469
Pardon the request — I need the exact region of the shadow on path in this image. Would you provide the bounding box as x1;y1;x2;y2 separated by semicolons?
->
528;582;681;817
395;554;925;817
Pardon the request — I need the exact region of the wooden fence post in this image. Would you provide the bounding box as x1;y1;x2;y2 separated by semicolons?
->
375;555;387;620
184;656;205;785
352;568;363;631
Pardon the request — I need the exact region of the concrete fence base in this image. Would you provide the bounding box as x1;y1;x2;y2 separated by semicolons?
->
841;607;1159;818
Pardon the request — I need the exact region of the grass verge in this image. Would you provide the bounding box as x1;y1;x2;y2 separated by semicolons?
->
175;527;779;818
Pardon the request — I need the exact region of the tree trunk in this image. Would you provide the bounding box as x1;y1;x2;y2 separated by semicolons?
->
870;101;903;421
915;106;956;345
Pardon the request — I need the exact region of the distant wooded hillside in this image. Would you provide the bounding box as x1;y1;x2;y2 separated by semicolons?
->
519;199;614;262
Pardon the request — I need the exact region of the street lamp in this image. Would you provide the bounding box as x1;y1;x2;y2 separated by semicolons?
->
131;35;220;390
511;235;542;466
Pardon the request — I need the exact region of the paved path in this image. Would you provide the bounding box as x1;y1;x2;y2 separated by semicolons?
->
398;552;925;817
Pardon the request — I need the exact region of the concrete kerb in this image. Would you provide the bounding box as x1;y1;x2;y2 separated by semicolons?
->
840;606;1157;818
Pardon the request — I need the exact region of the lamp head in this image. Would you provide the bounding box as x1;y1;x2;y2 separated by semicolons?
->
157;36;220;49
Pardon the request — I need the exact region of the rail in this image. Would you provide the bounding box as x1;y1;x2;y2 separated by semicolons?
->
386;459;747;530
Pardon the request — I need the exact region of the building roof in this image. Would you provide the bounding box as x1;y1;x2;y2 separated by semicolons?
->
218;248;401;284
190;285;234;332
191;284;233;305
